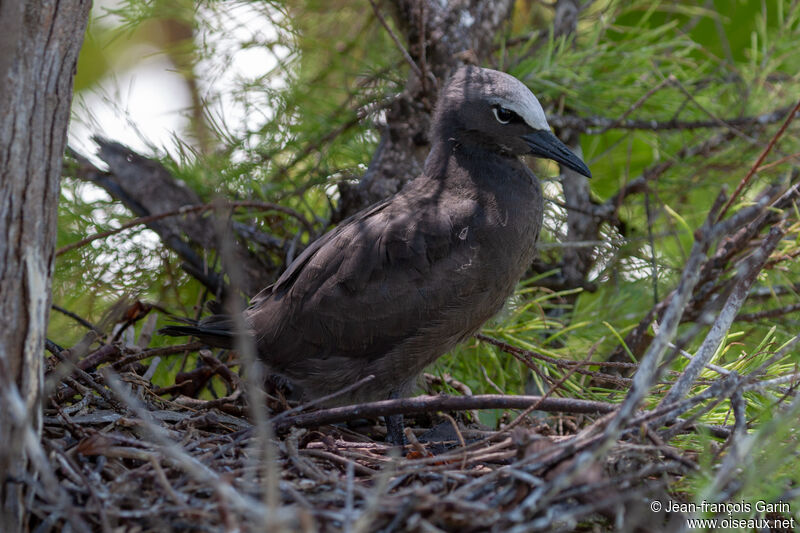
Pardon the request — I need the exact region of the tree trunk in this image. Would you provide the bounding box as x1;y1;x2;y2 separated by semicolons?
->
0;1;90;530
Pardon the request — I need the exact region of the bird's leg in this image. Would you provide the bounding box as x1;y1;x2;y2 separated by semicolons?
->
385;413;405;446
385;389;406;446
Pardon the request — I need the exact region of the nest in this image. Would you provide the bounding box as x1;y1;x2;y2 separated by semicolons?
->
35;332;697;532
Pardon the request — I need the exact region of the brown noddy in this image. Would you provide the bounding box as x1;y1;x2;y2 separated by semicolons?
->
162;66;592;443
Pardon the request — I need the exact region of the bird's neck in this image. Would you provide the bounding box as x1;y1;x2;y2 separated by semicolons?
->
424;139;528;185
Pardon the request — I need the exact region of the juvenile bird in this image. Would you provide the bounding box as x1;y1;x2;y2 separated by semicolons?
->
162;66;591;441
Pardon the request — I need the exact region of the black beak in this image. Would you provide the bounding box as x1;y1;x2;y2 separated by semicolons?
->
522;130;592;178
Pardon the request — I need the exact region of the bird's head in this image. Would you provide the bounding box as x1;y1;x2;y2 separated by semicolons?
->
433;66;591;178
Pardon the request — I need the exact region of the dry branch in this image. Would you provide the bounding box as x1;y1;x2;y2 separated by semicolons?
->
274;394;618;431
659;225;786;413
66;140;317;296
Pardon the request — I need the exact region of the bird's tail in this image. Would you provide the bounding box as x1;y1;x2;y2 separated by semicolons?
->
159;315;236;349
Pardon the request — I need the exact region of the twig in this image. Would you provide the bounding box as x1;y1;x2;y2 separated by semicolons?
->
731;389;747;440
102;371;272;522
660;225;786;412
110;342;206;370
476;334;635;386
597;74;675;134
76;344;120;371
651;321;730;376
480;366;506;395
51;348;119;407
665;72;755;143
644;187;659;304
210;204;282;516
744;372;800;391
742;334;800;386
403;427;430;457
500;338;603;437
300;449;378;476
718;97;800;220
51;304;104;334
736;302;800;322
602;191;729;439
597;131;733;221
706;386;800;498
275;394;617;431
172;390;244;412
756;150;800;172
271;374;376;423
368;0;423;80
56;200;315;257
440;412;466;450
417;0;434;93
611;180;784;365
548;104;795;134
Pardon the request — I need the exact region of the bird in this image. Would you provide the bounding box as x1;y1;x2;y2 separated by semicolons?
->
162;66;591;443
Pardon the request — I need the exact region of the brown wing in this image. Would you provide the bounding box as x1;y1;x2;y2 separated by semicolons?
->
245;183;483;367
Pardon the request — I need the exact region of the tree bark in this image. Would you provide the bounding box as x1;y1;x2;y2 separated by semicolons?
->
0;1;90;530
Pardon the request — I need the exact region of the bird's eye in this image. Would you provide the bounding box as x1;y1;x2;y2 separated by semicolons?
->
493;105;514;124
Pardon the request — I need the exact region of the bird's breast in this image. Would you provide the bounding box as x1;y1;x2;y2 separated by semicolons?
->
465;179;542;266
434;172;543;319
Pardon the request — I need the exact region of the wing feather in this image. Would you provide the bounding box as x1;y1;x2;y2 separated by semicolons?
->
246;183;481;367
